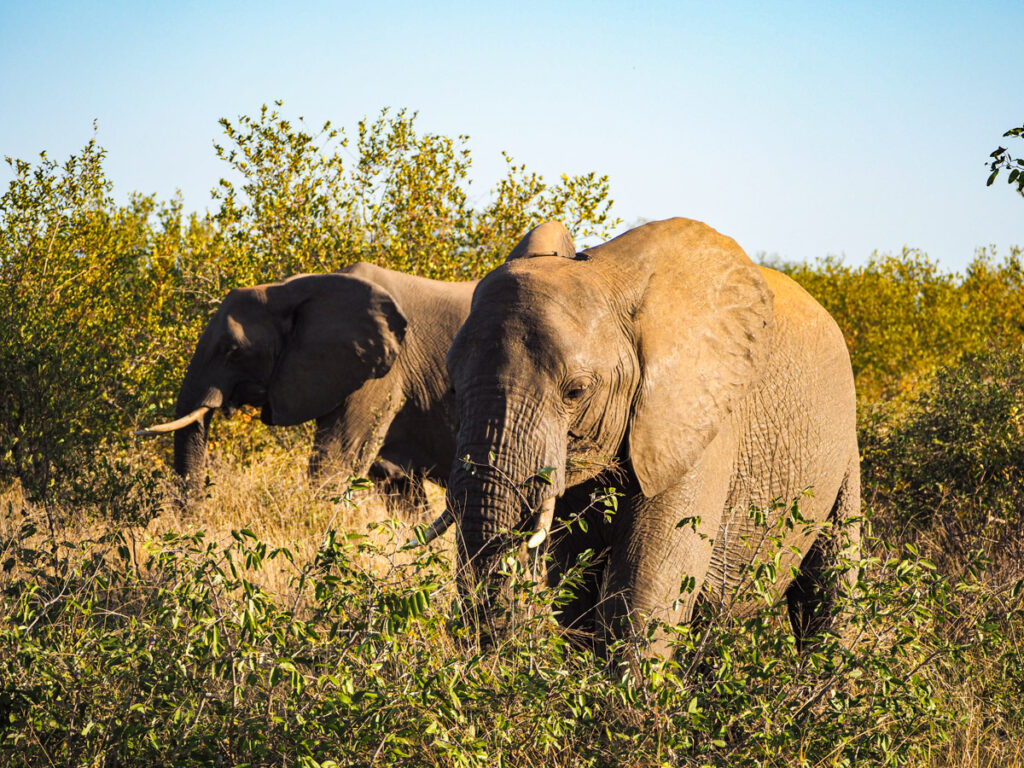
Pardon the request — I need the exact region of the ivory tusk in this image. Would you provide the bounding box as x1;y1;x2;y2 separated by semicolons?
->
407;508;456;548
133;406;212;436
526;497;557;549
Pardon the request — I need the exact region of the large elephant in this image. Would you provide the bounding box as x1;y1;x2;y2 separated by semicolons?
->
136;263;480;495
424;218;860;655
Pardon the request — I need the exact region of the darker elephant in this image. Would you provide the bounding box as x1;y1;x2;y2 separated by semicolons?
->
137;263;476;496
138;231;578;498
423;218;861;655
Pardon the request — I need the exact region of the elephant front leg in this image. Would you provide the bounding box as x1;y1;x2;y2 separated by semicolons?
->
309;413;342;482
602;450;734;658
309;378;403;485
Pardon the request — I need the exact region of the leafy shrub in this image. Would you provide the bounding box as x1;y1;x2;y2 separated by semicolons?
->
2;494;1022;767
781;248;1024;402
0;141;186;509
862;347;1024;545
207;102;618;287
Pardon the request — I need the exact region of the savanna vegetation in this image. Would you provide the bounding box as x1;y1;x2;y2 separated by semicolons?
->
1;105;1022;766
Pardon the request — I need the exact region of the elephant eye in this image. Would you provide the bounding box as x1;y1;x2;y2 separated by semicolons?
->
563;376;594;404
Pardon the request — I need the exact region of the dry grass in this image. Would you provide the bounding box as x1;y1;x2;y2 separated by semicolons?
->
0;436;454;598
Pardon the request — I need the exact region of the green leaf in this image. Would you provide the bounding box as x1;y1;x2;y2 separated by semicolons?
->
536;465;558;484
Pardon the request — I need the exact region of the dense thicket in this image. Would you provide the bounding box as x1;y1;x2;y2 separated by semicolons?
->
2;105;1023;766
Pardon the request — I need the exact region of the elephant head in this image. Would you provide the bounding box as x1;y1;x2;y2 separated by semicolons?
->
137;272;407;491
435;218;774;633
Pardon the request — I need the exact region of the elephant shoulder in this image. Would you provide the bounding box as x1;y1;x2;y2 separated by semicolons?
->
342;263;475;307
339;261;392;285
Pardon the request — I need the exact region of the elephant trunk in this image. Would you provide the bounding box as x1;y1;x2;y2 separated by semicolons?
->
446;389;566;624
171;363;225;493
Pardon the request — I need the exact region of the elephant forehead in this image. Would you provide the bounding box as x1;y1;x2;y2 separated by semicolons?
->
221;303;278;351
477;260;613;323
455;305;626;391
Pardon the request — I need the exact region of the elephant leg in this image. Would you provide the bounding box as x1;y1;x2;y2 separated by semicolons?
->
784;535;829;648
786;460;861;648
602;434;736;658
369;458;429;512
309;411;344;481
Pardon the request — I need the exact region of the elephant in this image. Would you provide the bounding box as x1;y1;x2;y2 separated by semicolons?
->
420;217;861;656
135;262;480;498
137;230;579;500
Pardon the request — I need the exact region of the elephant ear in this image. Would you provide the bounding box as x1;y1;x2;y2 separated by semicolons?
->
505;221;577;261
599;218;774;498
265;274;408;426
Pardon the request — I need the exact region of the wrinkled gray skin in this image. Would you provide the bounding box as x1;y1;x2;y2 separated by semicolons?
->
168;263;476;495
445;218;860;656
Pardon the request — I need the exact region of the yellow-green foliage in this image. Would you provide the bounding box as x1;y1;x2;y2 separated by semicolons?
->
779;249;1024;402
2;487;1021;767
0;142;187;505
207;103;616;285
862;347;1024;545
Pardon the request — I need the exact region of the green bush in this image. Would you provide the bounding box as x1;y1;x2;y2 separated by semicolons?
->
207;102;617;286
0;141;186;510
862;347;1024;544
781;248;1024;402
2;501;1020;767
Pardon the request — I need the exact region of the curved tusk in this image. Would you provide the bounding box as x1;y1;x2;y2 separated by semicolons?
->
526;497;557;549
407;508;456;548
133;406;212;436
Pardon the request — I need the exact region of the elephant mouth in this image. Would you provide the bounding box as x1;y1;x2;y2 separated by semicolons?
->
221;382;271;422
217;382;269;422
566;438;623;483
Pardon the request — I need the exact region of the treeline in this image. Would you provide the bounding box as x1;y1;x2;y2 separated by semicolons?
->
781;250;1024;403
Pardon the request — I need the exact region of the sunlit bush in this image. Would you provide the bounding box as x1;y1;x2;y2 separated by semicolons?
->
2;497;1020;766
862;347;1024;548
0;141;185;509
781;248;1024;402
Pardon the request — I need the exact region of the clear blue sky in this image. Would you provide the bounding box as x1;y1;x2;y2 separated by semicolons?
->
2;0;1021;270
